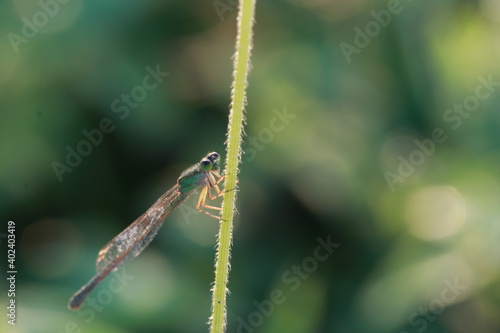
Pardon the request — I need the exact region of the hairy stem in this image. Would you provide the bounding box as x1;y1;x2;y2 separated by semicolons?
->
209;0;256;332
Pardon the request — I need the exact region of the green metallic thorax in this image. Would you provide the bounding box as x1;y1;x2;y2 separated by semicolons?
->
177;165;208;194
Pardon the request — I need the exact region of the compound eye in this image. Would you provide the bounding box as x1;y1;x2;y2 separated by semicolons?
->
208;152;219;161
200;159;212;171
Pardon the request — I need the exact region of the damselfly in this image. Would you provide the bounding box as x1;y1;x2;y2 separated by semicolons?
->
68;152;224;310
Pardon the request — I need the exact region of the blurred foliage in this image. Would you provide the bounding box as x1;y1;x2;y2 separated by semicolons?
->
1;0;500;332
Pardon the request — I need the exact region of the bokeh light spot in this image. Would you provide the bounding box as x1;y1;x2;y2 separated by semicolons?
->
480;0;500;22
405;186;466;240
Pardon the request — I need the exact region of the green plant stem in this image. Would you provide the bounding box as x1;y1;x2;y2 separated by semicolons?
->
209;0;256;332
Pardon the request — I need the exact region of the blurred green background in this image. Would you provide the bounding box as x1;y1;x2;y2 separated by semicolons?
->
1;0;500;332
